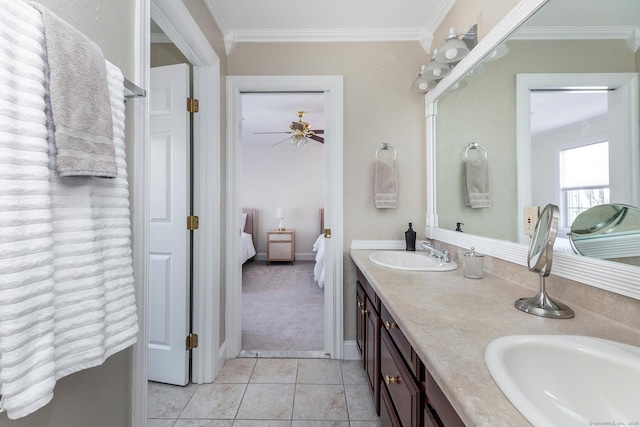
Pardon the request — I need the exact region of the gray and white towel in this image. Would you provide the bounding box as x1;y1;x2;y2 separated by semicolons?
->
464;157;491;208
374;159;398;209
29;1;117;178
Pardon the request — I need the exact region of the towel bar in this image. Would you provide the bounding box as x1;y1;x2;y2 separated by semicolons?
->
124;78;146;100
464;142;487;160
376;143;397;160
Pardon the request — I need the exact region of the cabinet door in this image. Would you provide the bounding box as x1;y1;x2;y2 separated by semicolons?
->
356;283;365;356
365;297;380;415
381;380;402;427
381;330;421;427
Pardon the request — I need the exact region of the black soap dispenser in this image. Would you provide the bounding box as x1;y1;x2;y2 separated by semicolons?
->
405;223;416;251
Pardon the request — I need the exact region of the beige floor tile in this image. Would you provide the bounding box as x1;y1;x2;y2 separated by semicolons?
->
249;358;298;383
339;360;368;385
293;384;348;420
344;384;378;421
297;359;342;384
291;421;349;426
181;383;246;419
147;419;176;427
236;383;295;420
215;358;257;383
147;382;198;418
174;421;234;427
233;420;292;426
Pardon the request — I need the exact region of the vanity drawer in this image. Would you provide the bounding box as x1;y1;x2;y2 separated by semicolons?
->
381;304;422;380
381;329;421;427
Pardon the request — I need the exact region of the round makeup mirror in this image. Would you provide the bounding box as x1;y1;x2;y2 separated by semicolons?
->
569;204;640;264
515;204;574;319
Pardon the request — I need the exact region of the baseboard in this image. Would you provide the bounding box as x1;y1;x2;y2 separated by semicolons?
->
217;340;227;373
342;340;361;360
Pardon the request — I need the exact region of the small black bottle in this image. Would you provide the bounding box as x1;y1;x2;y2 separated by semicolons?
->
405;223;416;251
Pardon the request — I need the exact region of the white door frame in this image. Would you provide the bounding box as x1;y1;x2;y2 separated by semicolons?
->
133;0;221;424
225;76;344;359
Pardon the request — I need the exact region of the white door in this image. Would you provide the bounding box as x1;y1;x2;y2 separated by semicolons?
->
148;64;190;385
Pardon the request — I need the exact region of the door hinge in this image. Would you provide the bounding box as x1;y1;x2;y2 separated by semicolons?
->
187;215;199;230
187;98;199;113
186;333;199;350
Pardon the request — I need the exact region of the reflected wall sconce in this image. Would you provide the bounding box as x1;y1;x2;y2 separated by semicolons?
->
276;207;285;231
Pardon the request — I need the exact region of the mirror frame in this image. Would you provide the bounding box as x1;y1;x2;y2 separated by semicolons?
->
424;0;640;301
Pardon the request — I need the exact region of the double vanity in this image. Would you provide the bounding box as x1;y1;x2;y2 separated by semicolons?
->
350;247;640;426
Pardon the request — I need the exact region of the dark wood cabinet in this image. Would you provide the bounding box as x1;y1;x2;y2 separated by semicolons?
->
355;267;465;427
356;282;365;355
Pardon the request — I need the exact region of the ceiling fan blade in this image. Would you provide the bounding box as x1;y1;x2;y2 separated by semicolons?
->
270;135;292;147
255;131;292;134
309;134;324;143
310;130;324;134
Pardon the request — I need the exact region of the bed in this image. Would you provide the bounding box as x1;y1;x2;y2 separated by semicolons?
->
241;208;258;264
312;208;325;289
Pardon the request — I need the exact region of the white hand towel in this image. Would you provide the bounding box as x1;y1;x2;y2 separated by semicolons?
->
28;1;117;178
374;159;398;209
464;157;491;208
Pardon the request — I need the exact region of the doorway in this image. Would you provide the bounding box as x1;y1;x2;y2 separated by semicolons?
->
240;92;326;355
226;76;344;360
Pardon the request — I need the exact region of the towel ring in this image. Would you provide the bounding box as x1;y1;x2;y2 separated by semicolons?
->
464;142;487;160
376;143;397;160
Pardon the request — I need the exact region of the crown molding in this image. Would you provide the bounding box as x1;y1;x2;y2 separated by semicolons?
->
512;26;640;51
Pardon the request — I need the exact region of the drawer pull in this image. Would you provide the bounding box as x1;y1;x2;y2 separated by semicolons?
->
384;321;397;330
384;374;401;385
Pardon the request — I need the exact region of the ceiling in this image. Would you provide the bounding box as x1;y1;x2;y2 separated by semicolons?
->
202;0;454;52
241;93;325;146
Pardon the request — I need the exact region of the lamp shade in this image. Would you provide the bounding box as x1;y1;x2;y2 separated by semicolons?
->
411;65;436;93
275;207;284;219
423;49;451;81
435;28;470;63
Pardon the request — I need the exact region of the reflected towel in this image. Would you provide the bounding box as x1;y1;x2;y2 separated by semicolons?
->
374;159;397;209
29;1;117;178
464;157;491;208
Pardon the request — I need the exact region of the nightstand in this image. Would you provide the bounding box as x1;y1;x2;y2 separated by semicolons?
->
266;230;295;265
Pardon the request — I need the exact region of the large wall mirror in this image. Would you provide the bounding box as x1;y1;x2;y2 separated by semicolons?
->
425;0;640;300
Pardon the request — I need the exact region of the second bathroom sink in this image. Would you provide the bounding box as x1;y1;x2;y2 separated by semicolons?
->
369;250;458;271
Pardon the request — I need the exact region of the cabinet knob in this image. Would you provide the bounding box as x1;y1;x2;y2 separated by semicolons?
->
384;374;401;385
384;321;397;330
357;301;362;308
361;309;369;315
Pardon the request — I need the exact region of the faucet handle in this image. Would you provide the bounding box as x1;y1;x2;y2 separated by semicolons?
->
442;249;450;263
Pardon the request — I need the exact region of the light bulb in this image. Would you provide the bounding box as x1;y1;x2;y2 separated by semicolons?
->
418;82;429;90
433;68;442;77
445;48;458;60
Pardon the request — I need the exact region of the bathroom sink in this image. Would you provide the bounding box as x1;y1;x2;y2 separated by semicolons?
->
368;251;458;271
485;335;640;427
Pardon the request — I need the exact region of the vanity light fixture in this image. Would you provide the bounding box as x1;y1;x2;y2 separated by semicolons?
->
410;65;437;93
423;49;451;81
435;25;478;64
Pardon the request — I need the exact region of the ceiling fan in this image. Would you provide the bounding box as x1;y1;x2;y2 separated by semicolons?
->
255;111;324;147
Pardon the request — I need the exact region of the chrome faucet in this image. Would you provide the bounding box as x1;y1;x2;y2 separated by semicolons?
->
420;241;451;263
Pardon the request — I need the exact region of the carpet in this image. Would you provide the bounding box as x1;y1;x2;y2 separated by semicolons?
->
241;261;324;352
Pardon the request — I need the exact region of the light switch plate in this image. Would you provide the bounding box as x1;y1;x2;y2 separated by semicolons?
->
524;206;539;236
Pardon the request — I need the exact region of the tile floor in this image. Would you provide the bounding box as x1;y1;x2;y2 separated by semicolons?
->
147;358;380;426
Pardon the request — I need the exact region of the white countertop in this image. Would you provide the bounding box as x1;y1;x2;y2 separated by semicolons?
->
350;249;640;427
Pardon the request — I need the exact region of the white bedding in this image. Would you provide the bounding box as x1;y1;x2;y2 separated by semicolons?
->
241;231;257;264
313;234;325;289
